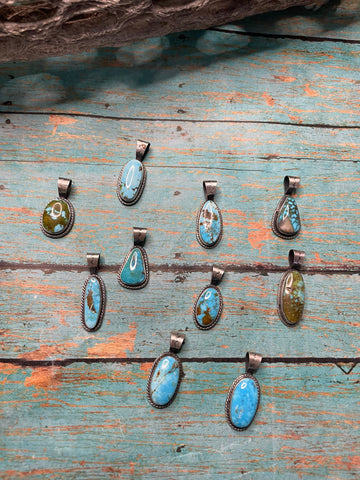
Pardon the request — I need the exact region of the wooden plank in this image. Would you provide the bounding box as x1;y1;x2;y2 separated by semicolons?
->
0;362;358;479
1;115;359;268
0;269;359;359
221;0;360;41
0;32;359;126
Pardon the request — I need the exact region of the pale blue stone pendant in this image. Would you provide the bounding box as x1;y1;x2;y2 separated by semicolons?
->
196;180;223;248
117;140;150;206
147;332;185;409
225;352;262;431
272;175;301;239
81;253;106;332
194;265;224;330
118;227;149;289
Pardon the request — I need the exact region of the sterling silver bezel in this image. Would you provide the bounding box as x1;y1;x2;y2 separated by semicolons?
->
146;352;184;409
193;284;223;330
80;274;106;332
195;199;223;249
271;194;301;240
116;161;147;206
40;197;75;239
225;373;261;432
117;246;149;290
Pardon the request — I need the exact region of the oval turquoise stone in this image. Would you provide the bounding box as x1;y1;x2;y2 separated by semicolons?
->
118;159;144;203
198;200;222;247
83;276;103;330
150;355;180;406
281;270;305;325
277;196;300;236
230;376;259;429
195;287;221;328
119;248;146;286
42;199;70;235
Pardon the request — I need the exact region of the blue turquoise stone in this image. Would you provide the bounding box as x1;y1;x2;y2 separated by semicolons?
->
118;159;144;203
198;200;222;247
230;377;259;429
277;196;300;236
120;248;146;286
150;356;180;406
195;287;221;327
84;276;102;330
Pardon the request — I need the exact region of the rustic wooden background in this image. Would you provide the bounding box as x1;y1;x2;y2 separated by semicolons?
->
1;1;359;478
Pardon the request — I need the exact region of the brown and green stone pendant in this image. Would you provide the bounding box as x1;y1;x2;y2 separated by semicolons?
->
193;265;224;330
277;249;305;327
40;177;75;238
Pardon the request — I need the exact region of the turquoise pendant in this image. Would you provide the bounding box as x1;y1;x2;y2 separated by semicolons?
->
225;352;262;431
196;180;223;248
278;249;306;327
272;175;301;239
147;332;185;409
117;140;150;206
40;177;75;239
118;227;149;289
81;254;106;332
194;266;224;330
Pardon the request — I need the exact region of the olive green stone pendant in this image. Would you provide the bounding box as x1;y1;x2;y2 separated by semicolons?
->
272;176;301;239
277;249;305;327
40;178;75;238
81;253;106;332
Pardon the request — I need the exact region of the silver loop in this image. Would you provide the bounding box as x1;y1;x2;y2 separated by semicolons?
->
169;332;185;354
87;253;100;275
288;249;305;270
58;177;72;198
203;180;217;201
211;265;224;286
245;352;262;374
136;140;150;162
284;175;300;195
133;227;147;246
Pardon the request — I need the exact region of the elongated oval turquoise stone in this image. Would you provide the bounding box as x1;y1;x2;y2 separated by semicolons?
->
277;196;300;236
119;248;146;286
281;270;305;325
198;200;222;247
83;276;103;330
118;159;144;203
42;199;70;235
195;287;221;328
149;355;180;406
230;376;259;429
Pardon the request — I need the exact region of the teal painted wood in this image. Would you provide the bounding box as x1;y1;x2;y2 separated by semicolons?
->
0;269;359;359
1;115;360;268
0;362;358;479
0;32;359;126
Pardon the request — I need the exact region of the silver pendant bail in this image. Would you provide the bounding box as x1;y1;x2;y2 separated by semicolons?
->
169;332;185;354
284;175;300;195
136;140;151;162
245;352;262;375
288;249;305;270
133;227;147;246
211;265;225;286
87;253;100;275
58;177;72;198
203;180;217;201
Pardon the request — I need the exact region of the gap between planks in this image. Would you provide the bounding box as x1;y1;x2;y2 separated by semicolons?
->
1;261;360;275
1;110;360;130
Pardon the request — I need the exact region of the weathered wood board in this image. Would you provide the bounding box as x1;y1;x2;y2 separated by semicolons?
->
0;2;360;479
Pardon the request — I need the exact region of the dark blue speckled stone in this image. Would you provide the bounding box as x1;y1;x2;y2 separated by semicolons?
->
277;197;300;236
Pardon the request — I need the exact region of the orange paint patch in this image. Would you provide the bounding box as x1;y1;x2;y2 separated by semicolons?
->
140;362;152;373
274;75;296;83
304;84;318;97
21;341;79;361
87;322;137;357
262;92;275;107
288;115;303;123
0;363;20;375
247;221;273;253
48;115;77;135
24;367;62;390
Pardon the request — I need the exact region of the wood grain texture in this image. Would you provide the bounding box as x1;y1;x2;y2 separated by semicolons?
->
0;362;359;479
1;115;359;268
0;269;359;360
0;31;359;126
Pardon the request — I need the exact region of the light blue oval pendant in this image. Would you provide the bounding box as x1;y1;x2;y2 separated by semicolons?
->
272;175;301;239
147;333;185;409
194;266;224;330
81;254;106;332
196;181;223;248
225;352;262;431
118;227;149;289
117;140;150;206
